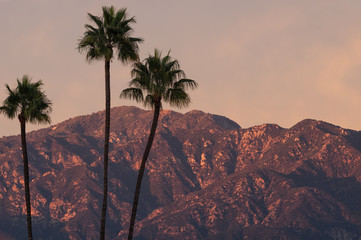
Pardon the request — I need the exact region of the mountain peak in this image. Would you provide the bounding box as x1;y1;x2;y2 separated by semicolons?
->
291;118;354;137
47;106;240;135
1;107;361;239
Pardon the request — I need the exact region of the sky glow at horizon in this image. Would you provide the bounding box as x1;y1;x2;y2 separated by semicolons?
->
1;0;361;137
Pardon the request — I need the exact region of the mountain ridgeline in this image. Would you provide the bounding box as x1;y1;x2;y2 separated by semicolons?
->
1;106;361;239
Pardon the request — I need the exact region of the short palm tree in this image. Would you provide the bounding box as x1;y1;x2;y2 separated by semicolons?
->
77;6;143;239
0;75;52;240
120;49;198;239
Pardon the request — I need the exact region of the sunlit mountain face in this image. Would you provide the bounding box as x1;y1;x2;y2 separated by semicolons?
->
1;106;361;239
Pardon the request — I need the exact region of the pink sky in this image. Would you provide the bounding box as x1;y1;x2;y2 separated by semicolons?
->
1;0;361;137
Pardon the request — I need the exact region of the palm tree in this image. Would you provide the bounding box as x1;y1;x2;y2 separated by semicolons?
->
0;75;52;240
120;49;198;239
77;6;143;239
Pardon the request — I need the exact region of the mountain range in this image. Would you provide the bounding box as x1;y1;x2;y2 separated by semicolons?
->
1;106;361;239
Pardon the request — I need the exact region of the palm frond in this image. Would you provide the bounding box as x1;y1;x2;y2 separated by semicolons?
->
129;77;148;89
102;6;114;27
174;78;198;90
0;105;17;119
117;39;140;63
165;88;191;108
1;83;21;118
120;88;144;103
87;13;103;29
114;8;127;25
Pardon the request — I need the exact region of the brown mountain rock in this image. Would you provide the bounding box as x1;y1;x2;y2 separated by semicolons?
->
0;106;360;239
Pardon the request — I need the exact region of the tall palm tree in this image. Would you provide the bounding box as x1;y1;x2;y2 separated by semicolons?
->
0;75;52;240
77;6;143;239
120;49;198;239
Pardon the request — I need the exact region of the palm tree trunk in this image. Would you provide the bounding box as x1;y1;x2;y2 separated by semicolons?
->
19;115;33;240
100;59;111;240
128;102;161;240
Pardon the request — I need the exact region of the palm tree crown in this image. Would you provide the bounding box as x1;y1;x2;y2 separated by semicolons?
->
121;49;198;108
78;6;143;63
0;75;52;124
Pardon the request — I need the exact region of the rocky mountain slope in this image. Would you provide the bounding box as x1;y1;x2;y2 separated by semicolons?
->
1;106;361;239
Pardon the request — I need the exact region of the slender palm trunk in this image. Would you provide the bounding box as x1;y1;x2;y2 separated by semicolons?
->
19;115;33;240
100;59;111;240
128;102;161;240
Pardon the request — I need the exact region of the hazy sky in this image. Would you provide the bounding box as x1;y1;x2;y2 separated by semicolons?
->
1;0;361;137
